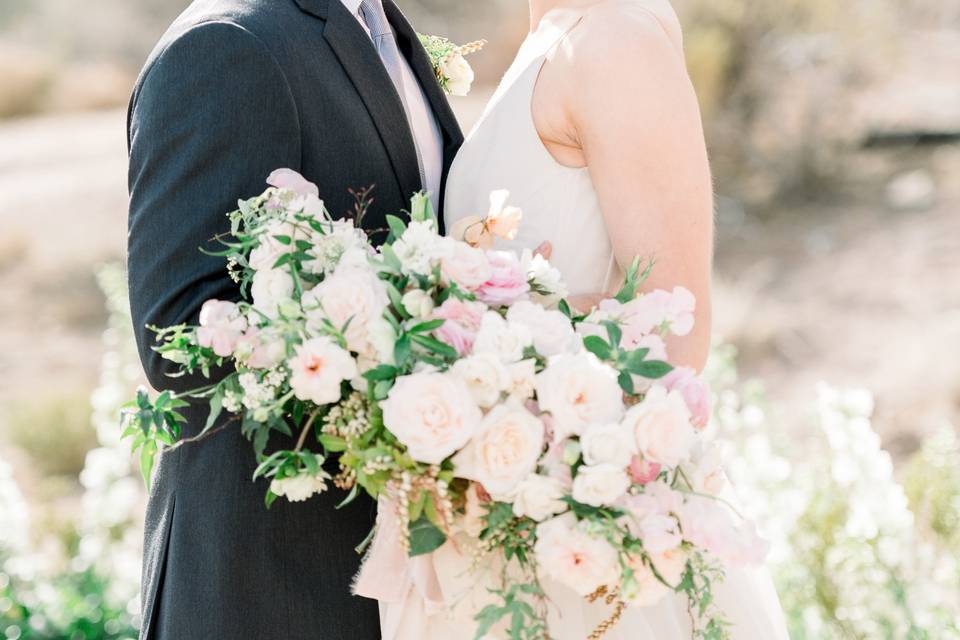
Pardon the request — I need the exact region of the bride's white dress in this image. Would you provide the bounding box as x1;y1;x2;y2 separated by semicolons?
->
377;4;790;639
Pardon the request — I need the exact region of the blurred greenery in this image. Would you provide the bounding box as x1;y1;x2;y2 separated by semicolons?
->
4;392;96;478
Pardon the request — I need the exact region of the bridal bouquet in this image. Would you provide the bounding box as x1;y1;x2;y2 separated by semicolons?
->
122;170;767;639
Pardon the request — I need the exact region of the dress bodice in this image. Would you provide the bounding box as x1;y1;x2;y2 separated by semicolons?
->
443;8;622;296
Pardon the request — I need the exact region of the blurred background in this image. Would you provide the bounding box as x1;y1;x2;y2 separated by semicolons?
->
0;0;958;638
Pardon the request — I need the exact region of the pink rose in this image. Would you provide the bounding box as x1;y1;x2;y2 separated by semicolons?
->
236;327;286;369
431;298;487;356
197;300;247;357
628;455;662;485
474;251;530;306
266;168;319;197
661;367;712;429
678;496;769;567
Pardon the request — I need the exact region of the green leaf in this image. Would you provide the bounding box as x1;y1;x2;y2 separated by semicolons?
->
602;320;623;347
272;234;292;245
139;440;157;488
385;214;408;242
204;389;224;433
363;364;398;382
319;434;347;452
411;333;458;359
622;348;651;371
380;244;403;272
582;335;613;361
408;318;445;334
408;514;447;556
632;360;673;380
336;484;360;510
557;298;573;319
618;370;635;394
394;335;412;367
373;379;394;401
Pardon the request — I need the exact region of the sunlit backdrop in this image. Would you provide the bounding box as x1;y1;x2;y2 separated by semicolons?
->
1;1;959;638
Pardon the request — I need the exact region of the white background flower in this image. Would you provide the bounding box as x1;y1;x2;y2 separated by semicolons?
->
534;353;624;441
392;220;448;275
512;473;567;521
506;300;578;357
450;353;510;408
452;403;545;498
580;422;636;468
473;311;532;363
251;268;295;319
288;337;357;405
572;463;631;507
381;372;482;464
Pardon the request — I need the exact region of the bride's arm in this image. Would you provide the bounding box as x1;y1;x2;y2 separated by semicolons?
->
549;5;715;371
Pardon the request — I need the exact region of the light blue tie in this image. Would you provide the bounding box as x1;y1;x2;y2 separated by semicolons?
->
359;0;426;186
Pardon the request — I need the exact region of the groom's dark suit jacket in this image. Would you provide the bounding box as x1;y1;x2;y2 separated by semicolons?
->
126;0;462;637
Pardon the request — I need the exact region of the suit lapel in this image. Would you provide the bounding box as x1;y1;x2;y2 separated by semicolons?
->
297;0;422;201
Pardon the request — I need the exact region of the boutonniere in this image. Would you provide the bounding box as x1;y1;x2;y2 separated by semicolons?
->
417;34;486;97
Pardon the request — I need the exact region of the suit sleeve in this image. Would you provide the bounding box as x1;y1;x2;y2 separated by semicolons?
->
127;21;300;393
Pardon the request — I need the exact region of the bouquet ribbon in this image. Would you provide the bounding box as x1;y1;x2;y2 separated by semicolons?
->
352;498;447;640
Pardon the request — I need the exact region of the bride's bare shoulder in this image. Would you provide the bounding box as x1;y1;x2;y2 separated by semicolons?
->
558;0;685;69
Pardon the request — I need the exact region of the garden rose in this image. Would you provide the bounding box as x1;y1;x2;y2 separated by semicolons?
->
534;513;619;596
266;168;319;197
197;299;247;357
534;353;624;441
452;403;544;498
628;455;662;485
381;372;482;464
288;337;357;405
304;264;389;355
580;422;636;468
505;359;537;401
431;298;487;356
662;366;712;429
512;474;567;522
251;268;295;319
440;239;493;291
624;385;696;468
635;513;683;554
450;353;510;408
506;300;578;357
572;464;631;507
473;311;532;363
475;251;530;306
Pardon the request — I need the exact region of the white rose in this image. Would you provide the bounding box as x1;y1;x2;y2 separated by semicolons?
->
401;289;435;319
392;220;448;276
505;359;537;401
288;337;358;405
450;353;510;408
534;353;624;441
270;463;331;503
580;422;636;468
440;52;474;97
303;264;389;354
440;240;492;291
506;300;578;357
571;464;631;507
473;311;532;363
534;513;619;596
521;249;569;308
512;474;567;522
452;403;545;499
251;268;295;319
683;442;727;496
381;372;482;464
624;386;696;468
